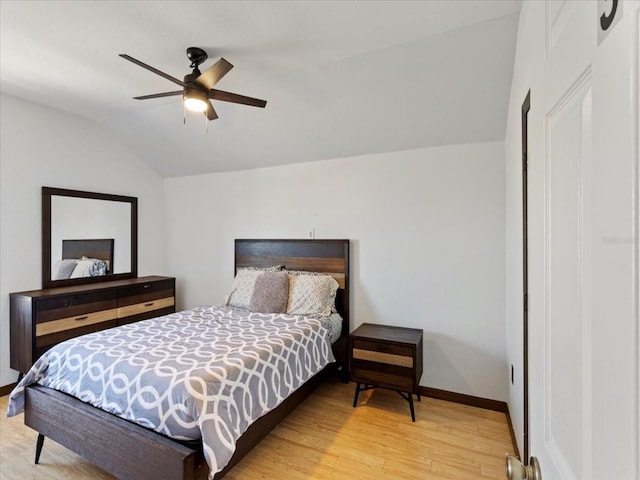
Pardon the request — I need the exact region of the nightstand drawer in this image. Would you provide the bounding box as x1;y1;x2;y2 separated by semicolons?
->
352;347;413;367
351;338;414;358
352;365;413;391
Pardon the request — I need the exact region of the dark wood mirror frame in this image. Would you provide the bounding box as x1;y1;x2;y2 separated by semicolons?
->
42;187;138;289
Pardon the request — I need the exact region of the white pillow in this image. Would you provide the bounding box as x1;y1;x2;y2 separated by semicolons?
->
52;259;77;280
286;274;339;317
69;259;95;279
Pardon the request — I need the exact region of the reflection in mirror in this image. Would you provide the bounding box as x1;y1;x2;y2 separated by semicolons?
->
43;187;138;289
51;196;131;278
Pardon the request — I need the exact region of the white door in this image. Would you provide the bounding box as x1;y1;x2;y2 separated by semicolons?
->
526;1;639;479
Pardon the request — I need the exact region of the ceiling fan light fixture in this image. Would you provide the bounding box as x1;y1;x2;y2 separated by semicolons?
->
184;88;208;113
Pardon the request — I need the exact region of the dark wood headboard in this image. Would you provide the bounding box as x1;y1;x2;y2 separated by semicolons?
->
234;239;350;341
62;238;114;272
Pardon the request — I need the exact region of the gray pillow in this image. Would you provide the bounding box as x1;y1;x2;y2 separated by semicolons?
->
249;271;290;313
226;266;286;309
52;259;78;280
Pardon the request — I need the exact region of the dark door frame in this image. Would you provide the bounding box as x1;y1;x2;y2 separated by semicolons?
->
521;90;531;462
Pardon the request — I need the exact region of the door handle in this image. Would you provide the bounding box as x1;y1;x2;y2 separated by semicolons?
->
505;454;542;480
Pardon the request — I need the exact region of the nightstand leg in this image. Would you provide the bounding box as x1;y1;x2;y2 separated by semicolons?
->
417;391;421;401
35;433;45;464
409;394;416;422
353;382;363;407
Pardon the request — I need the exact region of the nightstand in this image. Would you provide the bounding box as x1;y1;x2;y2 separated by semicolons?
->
349;323;423;421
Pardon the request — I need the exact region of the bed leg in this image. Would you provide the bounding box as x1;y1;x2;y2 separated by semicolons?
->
340;365;350;384
35;433;45;464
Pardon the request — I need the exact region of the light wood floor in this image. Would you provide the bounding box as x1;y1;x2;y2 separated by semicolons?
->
0;380;514;479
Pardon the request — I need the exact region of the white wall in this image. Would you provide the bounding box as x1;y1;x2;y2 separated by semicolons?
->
0;93;166;387
165;141;508;401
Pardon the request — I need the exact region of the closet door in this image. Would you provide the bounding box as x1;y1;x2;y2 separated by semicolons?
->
525;1;639;479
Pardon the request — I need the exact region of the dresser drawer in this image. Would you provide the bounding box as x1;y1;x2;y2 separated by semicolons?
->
117;296;175;318
35;291;117;323
36;321;119;350
118;279;175;307
35;308;119;337
36;290;116;312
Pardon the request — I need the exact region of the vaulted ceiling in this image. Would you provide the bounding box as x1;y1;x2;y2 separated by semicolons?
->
0;1;521;177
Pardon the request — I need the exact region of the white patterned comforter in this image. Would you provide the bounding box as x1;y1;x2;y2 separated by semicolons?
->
7;305;336;477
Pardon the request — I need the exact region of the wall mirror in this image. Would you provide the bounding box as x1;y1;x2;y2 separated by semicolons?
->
42;187;138;289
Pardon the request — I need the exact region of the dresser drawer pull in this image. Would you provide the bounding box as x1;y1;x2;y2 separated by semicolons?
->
144;284;151;289
75;316;88;321
144;302;154;307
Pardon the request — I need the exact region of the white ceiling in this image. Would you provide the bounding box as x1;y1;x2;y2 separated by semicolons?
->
0;0;521;177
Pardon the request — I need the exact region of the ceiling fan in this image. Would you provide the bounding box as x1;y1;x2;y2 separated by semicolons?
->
119;47;267;121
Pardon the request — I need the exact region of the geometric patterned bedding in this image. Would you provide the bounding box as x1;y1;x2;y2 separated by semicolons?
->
7;305;336;478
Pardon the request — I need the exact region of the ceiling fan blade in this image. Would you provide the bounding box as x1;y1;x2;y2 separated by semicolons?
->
119;54;187;88
194;58;233;91
133;91;183;100
209;89;267;108
206;101;218;120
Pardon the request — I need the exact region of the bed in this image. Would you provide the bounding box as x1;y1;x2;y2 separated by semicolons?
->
9;239;350;479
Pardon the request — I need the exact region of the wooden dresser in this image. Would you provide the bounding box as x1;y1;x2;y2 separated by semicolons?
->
10;276;175;374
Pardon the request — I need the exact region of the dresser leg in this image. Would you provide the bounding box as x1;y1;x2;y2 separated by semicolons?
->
417;390;421;401
35;433;45;464
353;382;361;407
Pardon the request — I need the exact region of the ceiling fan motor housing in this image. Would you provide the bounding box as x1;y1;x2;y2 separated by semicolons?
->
183;71;201;85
